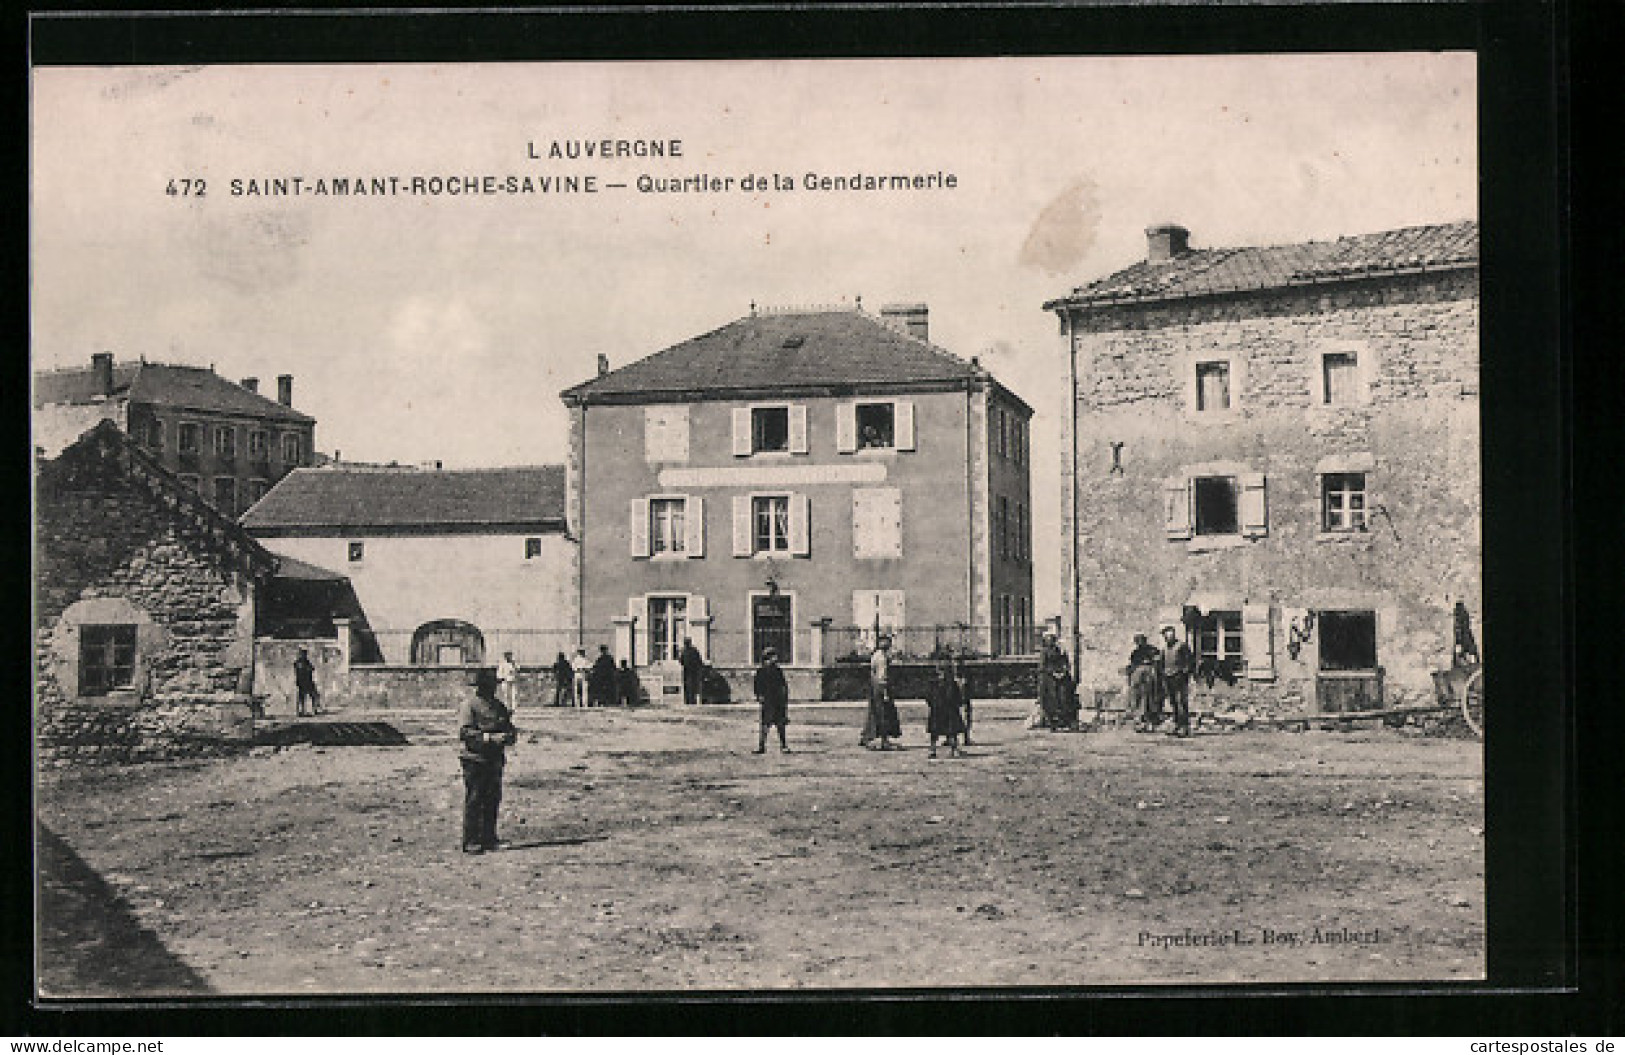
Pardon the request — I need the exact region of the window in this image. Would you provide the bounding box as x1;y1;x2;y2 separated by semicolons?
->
245;479;269;508
650;498;687;556
79;624;136;696
214;426;236;459
178;422;201;454
1195;361;1231;412
281;433;301;464
996;408;1008;458
644;405;690;464
1322;352;1361;406
1197;610;1245;667
997;496;1010;560
249;430;268;459
753;495;791;553
852;487;902;558
146;420;164;450
855;402;895;449
752;407;789;453
1318;610;1377;671
213;477;237;516
647;596;688;662
1015;502;1028;562
1322;473;1369;532
524;537;543;559
348;541;365;562
1193;476;1239;536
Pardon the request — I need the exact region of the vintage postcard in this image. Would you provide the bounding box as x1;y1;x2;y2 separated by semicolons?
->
32;51;1489;996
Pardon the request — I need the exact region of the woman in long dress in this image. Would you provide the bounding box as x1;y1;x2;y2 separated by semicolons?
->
861;635;902;750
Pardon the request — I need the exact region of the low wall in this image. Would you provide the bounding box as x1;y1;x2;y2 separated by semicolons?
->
37;695;256;767
703;658;1038;703
304;665;572;711
254;637;348;716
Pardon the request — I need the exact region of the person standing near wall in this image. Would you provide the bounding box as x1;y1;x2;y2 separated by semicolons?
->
1160;624;1194;738
952;654;974;747
752;648;791;754
551;652;574;707
925;659;967;759
570;648;591;707
456;668;517;855
589;644;617;708
293;648;322;717
679;637;706;707
861;635;902;751
1127;633;1162;731
496;650;519;711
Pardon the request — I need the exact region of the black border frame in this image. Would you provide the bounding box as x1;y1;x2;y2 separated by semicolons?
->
12;0;1584;1037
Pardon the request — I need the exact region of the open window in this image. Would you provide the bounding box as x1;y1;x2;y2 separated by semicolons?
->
837;400;914;453
1166;471;1267;541
1318;610;1378;672
856;402;895;449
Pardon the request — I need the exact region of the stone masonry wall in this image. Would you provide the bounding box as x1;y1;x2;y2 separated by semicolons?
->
1065;271;1479;715
36;454;258;764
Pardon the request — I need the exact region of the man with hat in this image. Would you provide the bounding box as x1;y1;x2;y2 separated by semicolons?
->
456;667;518;854
1159;624;1195;737
1126;632;1163;731
752;647;791;754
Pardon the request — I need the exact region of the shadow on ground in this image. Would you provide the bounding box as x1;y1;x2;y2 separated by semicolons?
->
254;721;410;747
36;823;212;997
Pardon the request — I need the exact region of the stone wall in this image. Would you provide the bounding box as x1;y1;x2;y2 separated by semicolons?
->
36;446;261;764
294;664;572;711
1061;270;1480;709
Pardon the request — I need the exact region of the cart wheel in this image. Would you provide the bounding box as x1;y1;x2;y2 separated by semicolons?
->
1460;669;1484;738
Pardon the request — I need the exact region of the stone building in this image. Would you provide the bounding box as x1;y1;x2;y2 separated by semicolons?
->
35;421;277;763
240;465;576;665
33;354;317;517
561;303;1034;682
1044;221;1479;714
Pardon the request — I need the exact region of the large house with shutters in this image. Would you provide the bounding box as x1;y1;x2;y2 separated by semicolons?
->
33;353;317;518
561;303;1034;679
1045;220;1480;714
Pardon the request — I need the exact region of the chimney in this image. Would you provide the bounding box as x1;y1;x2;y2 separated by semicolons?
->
91;352;114;396
240;376;259;394
596;354;609;377
1146;223;1190;263
880;302;929;342
276;374;293;406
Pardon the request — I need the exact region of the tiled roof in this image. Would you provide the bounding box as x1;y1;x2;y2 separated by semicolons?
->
240;466;567;531
1048;221;1478;308
562;309;989;402
34;360;315;424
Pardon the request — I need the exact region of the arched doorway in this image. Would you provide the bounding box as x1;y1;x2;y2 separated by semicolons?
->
411;620;485;666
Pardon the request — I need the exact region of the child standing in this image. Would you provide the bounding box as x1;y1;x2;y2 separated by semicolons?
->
752;648;791;754
925;659;967;759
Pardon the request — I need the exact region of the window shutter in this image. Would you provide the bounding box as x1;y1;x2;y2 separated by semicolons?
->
789;405;809;454
732;408;752;457
684;495;705;557
1239;472;1268;538
836;403;857;453
688;594;709;658
732;496;752;556
881;590;905;632
790;493;811;556
629;498;650;558
1163;478;1193;540
896;400;916;451
1243;604;1274;680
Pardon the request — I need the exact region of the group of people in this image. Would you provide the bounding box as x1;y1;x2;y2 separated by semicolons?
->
1125;624;1195;737
752;635;974;759
536;645;643;709
1034;632;1082;731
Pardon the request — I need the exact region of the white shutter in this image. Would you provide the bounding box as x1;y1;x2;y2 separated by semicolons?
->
789;493;811;556
688;594;709;658
732;495;753;556
684;495;705;557
629;498;650;558
732;407;752;457
789;405;809;454
1243;604;1275;680
896;400;916;451
880;590;905;633
627;597;645;665
1163;478;1193;540
1239;472;1268;538
836;403;858;453
884;488;903;557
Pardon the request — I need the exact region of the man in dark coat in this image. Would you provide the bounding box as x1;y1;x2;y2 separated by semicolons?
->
550;652;574;707
616;659;641;707
589;645;617;708
1159;624;1195;737
679;637;706;706
1127;633;1162;731
1037;634;1079;730
456;668;517;854
293;648;321;716
925;660;967;759
752;648;791;753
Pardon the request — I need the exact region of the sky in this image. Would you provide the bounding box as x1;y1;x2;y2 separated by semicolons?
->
31;55;1476;617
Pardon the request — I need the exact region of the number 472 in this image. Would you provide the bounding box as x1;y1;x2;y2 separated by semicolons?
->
166;178;206;196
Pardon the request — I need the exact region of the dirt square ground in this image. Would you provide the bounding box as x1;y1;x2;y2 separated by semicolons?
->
35;701;1485;996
